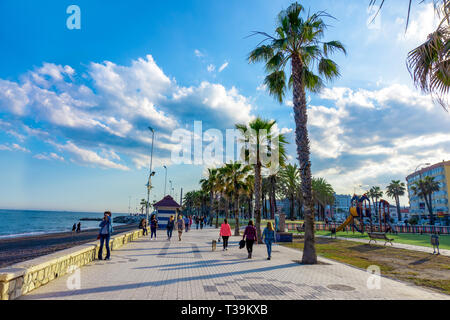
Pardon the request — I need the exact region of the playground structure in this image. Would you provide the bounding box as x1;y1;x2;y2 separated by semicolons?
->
334;195;397;234
378;199;397;234
335;194;372;233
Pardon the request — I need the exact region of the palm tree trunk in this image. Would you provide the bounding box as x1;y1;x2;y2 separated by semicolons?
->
254;163;262;243
395;195;402;222
292;55;316;264
426;194;434;224
234;196;240;236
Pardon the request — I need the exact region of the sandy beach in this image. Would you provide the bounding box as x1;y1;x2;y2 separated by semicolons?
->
0;224;139;268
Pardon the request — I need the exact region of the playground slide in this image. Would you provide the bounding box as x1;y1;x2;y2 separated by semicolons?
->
336;215;353;232
335;207;359;232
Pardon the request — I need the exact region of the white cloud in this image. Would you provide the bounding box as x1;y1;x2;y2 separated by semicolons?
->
397;3;440;43
52;141;129;171
0;54;255;171
207;64;215;72
218;62;229;72
34;152;64;161
194;49;204;57
256;83;267;91
308;83;450;196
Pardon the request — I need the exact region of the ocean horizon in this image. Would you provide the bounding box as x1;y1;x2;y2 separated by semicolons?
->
0;209;129;239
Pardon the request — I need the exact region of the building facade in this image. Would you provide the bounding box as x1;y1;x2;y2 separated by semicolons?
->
406;160;450;225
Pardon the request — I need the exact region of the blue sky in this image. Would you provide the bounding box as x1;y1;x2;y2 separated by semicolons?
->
0;0;449;212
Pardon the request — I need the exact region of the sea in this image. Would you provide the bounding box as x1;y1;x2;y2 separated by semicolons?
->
0;209;128;239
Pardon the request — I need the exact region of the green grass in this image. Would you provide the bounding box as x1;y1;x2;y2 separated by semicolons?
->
308;230;450;250
282;238;450;295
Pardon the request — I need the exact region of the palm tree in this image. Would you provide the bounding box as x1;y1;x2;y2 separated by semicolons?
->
244;174;255;220
139;199;147;215
248;2;346;263
410;176;441;224
386;180;406;221
367;186;383;219
279;164;301;220
221;162;252;236
311;177;335;221
200;168;218;227
370;0;449;111
236;117;287;242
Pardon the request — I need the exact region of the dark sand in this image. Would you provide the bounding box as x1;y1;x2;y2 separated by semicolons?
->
0;224;139;268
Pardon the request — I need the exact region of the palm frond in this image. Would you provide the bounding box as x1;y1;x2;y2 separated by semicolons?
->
264;70;287;103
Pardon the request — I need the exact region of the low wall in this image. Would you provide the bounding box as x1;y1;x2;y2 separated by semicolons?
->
0;227;149;300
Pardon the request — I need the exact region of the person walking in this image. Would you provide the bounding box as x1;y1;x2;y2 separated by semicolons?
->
195;216;200;229
177;215;185;241
200;216;204;230
98;211;113;260
72;223;76;233
189;215;193;231
139;218;148;236
243;220;257;259
262;221;276;260
219;218;232;251
76;222;81;233
167;215;175;240
150;214;158;240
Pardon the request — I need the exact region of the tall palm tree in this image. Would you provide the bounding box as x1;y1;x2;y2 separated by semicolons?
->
200;168;218;227
221;162;252;235
410;176;441;224
367;186;383;219
279;164;301;220
248;2;346;263
311;177;335;221
386;180;406;221
236;117;287;242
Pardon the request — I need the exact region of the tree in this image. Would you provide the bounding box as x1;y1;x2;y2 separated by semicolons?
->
410;176;440;224
311;177;335;221
248;2;346;263
220;162;252;236
367;186;383;218
369;1;449;110
139;199;147;215
386;180;406;221
279;164;301;220
200;168;219;227
236;117;287;243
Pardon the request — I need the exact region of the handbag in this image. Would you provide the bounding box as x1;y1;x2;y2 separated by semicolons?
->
239;239;245;249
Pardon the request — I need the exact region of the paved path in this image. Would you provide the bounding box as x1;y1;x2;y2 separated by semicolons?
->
316;234;450;256
21;228;449;300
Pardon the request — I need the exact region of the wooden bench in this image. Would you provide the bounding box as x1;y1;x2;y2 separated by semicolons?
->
368;232;394;246
296;226;304;234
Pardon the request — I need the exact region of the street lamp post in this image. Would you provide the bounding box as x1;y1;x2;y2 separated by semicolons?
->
163;165;167;196
146;127;155;227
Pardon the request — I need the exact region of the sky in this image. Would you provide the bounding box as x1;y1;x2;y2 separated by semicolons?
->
0;0;449;213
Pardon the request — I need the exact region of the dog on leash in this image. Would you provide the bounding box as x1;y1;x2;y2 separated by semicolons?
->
212;239;217;251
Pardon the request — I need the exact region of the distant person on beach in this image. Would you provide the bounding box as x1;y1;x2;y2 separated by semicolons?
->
262;221;275;260
219;218;232;251
72;223;76;233
167;215;175;240
150;214;158;240
243;220;257;259
177;215;185;241
139;218;148;236
189;215;193;230
98;211;113;260
200;216;204;230
76;222;81;233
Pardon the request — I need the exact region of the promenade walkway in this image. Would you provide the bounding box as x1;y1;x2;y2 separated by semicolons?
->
21;228;449;300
